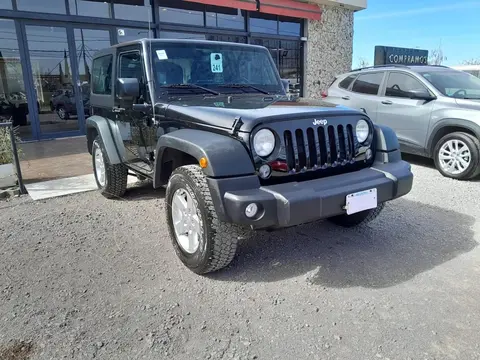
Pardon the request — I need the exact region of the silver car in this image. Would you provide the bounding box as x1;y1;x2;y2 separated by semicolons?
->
324;64;480;180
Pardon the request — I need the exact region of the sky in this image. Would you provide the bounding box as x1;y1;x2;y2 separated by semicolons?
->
352;0;480;68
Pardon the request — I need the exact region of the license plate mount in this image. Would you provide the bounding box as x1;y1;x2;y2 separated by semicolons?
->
345;188;377;215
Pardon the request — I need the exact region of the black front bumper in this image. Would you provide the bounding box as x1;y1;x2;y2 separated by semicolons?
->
207;160;413;229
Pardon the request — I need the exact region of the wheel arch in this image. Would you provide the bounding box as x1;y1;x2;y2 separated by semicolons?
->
427;120;480;157
86;116;125;164
153;129;255;188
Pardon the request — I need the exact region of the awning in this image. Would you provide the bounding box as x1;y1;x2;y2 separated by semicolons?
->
183;0;258;11
259;0;321;20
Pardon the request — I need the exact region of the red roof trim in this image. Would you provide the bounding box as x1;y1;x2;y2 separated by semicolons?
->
259;0;321;20
183;0;258;11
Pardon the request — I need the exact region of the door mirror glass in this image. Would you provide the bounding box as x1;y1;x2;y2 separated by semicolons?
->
408;88;435;100
117;78;139;101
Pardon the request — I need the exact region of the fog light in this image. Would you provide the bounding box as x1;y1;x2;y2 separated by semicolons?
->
245;203;258;218
365;149;373;160
259;164;271;179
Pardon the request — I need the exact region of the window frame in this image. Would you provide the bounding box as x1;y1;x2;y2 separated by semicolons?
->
91;54;114;95
383;71;430;99
350;71;386;96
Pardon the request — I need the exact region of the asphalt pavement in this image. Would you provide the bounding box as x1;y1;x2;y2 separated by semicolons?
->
1;155;479;360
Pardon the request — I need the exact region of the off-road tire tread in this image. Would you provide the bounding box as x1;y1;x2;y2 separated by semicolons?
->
328;202;385;228
93;135;128;199
167;165;251;274
433;131;480;180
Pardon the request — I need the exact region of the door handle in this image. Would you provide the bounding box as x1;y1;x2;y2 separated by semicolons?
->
342;96;350;100
381;100;393;105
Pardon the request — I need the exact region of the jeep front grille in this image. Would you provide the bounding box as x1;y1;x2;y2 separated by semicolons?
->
283;124;355;172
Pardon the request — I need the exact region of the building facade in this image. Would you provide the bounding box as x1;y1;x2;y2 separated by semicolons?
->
0;0;366;141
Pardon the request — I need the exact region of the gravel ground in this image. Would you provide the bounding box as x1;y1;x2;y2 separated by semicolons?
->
1;156;480;360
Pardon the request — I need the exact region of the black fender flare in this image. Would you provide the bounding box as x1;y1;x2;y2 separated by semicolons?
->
426;119;480;157
373;124;402;163
86;116;125;165
153;129;255;188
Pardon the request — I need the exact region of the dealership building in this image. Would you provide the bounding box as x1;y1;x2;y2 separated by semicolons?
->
0;0;366;141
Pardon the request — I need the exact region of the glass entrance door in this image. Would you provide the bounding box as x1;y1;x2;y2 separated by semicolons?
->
24;25;82;136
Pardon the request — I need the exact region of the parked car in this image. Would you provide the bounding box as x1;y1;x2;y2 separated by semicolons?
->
324;64;480;180
50;83;90;120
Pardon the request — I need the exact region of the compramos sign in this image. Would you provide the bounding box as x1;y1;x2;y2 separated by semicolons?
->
374;46;429;66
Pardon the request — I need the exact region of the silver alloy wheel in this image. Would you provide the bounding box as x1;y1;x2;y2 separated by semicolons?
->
171;188;202;254
94;143;106;187
57;107;66;119
438;139;472;175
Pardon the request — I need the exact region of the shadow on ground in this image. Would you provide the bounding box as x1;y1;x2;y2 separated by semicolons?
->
120;181;165;201
211;198;477;288
402;153;436;169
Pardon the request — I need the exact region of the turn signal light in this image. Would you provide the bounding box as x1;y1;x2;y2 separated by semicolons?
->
199;157;208;169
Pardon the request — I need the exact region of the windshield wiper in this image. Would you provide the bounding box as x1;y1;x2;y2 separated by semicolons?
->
159;84;219;96
218;84;270;95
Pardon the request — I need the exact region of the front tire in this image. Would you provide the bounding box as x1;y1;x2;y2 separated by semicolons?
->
165;165;251;274
433;132;480;180
92;135;128;199
327;203;385;228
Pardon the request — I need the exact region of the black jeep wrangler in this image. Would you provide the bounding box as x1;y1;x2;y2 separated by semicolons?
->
86;39;413;274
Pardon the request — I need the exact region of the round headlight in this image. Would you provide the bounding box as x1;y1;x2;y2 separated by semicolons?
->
253;129;275;157
356;119;370;143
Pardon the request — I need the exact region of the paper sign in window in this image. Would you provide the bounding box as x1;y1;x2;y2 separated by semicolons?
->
210;53;223;73
156;50;168;60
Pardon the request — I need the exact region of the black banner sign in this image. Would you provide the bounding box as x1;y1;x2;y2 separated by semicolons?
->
374;46;429;66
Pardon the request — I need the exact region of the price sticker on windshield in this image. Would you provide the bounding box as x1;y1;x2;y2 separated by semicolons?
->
210;53;223;73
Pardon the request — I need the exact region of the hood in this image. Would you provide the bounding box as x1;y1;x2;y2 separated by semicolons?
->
455;98;480;110
160;97;364;132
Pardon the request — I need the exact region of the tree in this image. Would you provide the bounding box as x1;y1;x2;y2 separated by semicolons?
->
356;57;370;69
428;43;447;65
462;58;480;65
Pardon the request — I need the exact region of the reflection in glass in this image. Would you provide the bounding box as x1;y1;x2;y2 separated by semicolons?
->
25;25;79;134
114;0;151;21
159;6;204;26
0;0;12;9
0;19;32;138
206;35;246;43
250;13;277;34
279;18;302;36
69;0;110;17
74;29;112;120
116;28;153;44
17;0;66;14
206;6;245;30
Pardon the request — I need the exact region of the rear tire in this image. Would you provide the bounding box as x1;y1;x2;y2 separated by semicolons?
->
433;132;480;180
92;135;128;199
327;203;385;228
165;165;251;274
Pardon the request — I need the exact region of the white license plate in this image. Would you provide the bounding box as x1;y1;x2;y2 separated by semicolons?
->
345;188;377;215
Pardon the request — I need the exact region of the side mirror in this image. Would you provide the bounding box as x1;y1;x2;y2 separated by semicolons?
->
117;78;139;101
408;88;436;101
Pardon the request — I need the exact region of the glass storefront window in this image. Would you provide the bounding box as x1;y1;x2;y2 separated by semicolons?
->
114;0;152;22
159;3;204;26
206;6;245;30
17;0;66;14
206;34;246;43
69;0;111;18
0;19;32;138
0;0;12;9
249;13;277;34
25;25;78;134
279;17;302;37
116;28;153;43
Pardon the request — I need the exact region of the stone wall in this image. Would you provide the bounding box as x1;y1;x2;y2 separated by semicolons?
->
304;5;354;99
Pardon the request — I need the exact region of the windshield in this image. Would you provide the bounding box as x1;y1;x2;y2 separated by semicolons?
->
149;41;284;102
418;70;480;99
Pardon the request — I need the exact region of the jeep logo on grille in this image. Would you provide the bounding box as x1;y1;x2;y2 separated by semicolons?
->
313;119;328;126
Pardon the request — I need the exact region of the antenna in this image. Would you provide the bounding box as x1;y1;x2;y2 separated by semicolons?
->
147;4;156;125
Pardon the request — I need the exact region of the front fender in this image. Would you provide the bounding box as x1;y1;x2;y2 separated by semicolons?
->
427;118;480;156
154;129;255;187
86;116;125;165
373;124;402;163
